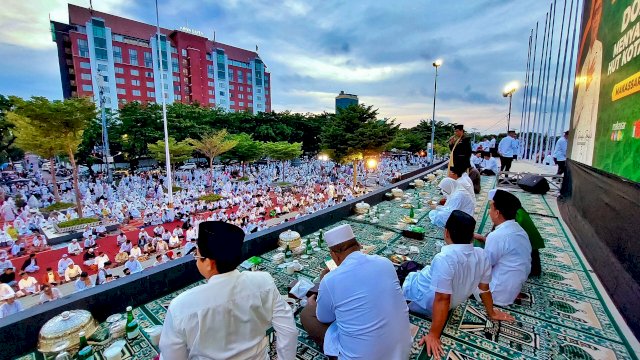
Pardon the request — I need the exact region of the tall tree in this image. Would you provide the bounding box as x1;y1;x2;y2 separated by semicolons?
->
221;133;264;175
264;141;303;181
10;97;95;216
0;95;22;164
114;102;162;167
321;104;398;187
147;137;194;171
188;129;238;172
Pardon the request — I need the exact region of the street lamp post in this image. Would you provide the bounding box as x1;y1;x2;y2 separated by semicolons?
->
431;59;442;164
155;0;173;207
503;82;519;132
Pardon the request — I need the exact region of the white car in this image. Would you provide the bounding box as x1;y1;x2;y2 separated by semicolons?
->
179;163;197;170
41;162;52;173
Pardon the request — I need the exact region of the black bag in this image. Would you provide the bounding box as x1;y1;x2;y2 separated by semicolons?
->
396;260;424;285
517;175;550;194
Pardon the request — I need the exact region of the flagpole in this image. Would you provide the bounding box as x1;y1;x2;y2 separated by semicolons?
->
529;10;550;161
545;0;568;156
524;22;539;160
536;0;556;163
155;0;173;207
519;30;533;157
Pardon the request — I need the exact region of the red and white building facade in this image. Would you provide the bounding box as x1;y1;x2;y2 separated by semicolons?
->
51;4;271;113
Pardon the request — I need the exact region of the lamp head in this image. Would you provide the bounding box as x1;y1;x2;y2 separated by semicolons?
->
433;59;443;67
502;81;518;97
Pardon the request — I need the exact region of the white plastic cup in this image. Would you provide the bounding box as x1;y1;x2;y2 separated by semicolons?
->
103;346;123;360
144;325;163;347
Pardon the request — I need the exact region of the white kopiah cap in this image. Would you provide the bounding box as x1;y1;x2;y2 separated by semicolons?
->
325;224;355;247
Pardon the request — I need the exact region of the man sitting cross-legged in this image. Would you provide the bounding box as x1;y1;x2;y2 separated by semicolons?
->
301;224;412;360
402;210;514;359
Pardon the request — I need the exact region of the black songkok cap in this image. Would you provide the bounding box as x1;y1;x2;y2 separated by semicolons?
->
454;124;464;131
197;221;245;272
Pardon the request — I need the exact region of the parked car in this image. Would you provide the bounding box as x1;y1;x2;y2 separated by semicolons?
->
179;163;197;170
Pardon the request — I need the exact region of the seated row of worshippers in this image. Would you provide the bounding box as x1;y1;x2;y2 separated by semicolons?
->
156;187;543;360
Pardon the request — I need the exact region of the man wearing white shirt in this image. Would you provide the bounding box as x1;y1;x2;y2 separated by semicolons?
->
498;131;518;171
553;131;569;175
484;189;532;306
95;252;109;269
478;152;499;175
160;221;297;360
67;239;82;256
57;254;74;276
301;224;411;360
64;263;82;282
403;211;514;358
74;272;94;292
17;272;38;297
183;238;197;255
0;292;23;318
124;255;143;274
448;166;475;197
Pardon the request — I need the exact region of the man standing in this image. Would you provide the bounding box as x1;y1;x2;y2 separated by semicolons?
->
160;221;297;359
301;224;411;360
403;211;514;359
448;125;472;171
553;131;569;175
484;189;531;305
498;131;518;172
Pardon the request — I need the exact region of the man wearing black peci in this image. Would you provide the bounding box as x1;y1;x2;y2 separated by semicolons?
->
448;125;472;171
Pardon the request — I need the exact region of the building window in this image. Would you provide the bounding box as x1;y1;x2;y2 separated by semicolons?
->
265;90;269;95
247;87;252;93
209;98;215;104
265;81;269;88
219;99;226;104
208;81;214;87
172;58;179;73
145;71;153;78
77;39;89;57
206;53;212;61
97;64;108;72
146;81;154;87
208;90;214;95
129;49;138;66
147;91;155;97
248;102;253;107
228;70;234;81
239;86;244;91
218;82;226;89
219;91;225;96
238;101;244;107
247;75;252;84
173;76;180;82
82;84;93;92
117;88;126;95
230;101;235;105
81;73;92;81
174;85;181;92
175;94;182;100
130;69;139;76
116;78;125;84
115;67;124;74
257;88;262;94
80;62;91;69
229;93;234;99
144;52;152;68
132;90;141;96
131;79;140;86
170;46;177;54
238;93;244;99
113;46;123;63
181;49;187;57
257;104;263;109
257;96;262;101
248;95;253;100
113;34;124;42
229;85;234;90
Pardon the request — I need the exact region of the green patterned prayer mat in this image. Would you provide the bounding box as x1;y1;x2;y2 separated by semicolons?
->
17;175;639;359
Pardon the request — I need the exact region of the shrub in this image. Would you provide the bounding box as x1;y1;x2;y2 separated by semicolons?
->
172;186;183;192
236;176;249;182
57;217;100;228
198;194;224;202
275;181;291;187
44;202;75;212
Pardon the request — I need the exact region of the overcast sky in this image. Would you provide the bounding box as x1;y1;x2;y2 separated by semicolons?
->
0;0;570;133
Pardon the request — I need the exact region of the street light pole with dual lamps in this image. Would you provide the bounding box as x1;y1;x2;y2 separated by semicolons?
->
431;59;442;163
502;82;519;133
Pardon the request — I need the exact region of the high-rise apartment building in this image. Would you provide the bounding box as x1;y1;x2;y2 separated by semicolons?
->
50;4;271;113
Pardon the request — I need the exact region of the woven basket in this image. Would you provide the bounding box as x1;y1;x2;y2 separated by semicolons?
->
354;202;371;214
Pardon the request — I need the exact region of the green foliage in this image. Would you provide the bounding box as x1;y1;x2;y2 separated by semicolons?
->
264;141;303;161
147;137;194;165
320;104;398;163
114;102;163;163
188;129;238;170
275;181;292;187
198;194;224;202
14;194;26;208
57;217;100;228
0;95;22;163
222;133;264;164
387;129;425;152
44;202;75;212
172;186;183;192
236;176;249;181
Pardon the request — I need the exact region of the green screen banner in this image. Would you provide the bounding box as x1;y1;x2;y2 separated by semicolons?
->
570;0;640;182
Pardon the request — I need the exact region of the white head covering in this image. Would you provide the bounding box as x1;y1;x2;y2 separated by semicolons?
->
438;178;458;196
325;224;356;247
